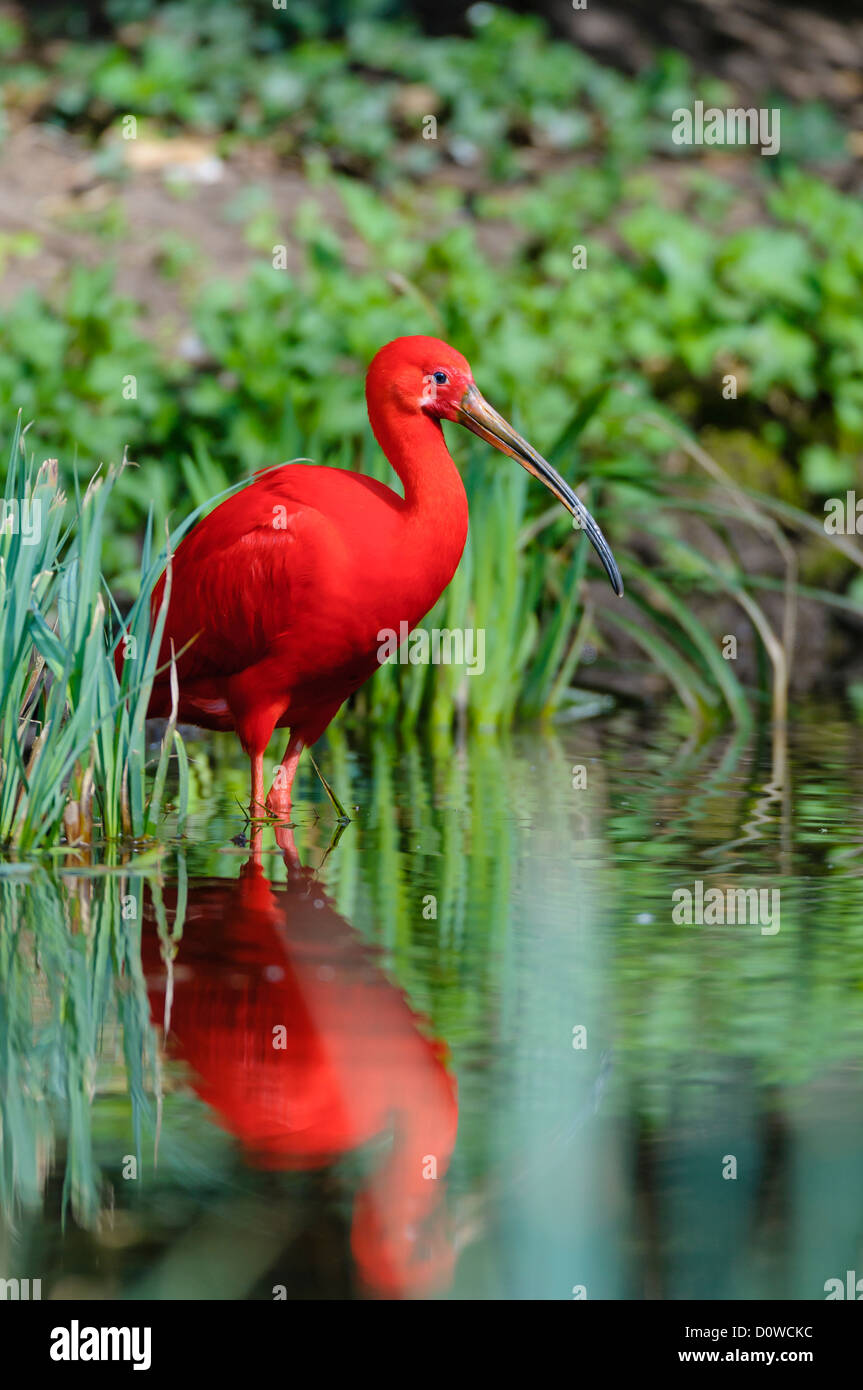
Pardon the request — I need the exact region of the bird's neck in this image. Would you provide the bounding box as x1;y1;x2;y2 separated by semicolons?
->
371;407;469;579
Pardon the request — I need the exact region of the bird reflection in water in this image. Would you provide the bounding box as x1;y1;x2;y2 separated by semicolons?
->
141;826;458;1299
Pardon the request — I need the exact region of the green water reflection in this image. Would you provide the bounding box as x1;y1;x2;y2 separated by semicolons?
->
1;703;862;1299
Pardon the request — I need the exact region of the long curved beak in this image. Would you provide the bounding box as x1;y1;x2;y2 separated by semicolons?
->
456;385;624;597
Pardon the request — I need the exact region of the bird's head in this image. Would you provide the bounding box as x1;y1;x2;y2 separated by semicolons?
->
367;335;623;597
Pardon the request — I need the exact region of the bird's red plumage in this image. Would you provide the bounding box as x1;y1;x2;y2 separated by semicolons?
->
146;338;472;785
141;858;458;1295
127;332;623;817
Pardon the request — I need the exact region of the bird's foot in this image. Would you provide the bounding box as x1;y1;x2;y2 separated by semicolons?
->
264;785;293;822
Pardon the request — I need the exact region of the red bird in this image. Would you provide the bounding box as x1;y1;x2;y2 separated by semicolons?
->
146;336;622;819
142;855;459;1297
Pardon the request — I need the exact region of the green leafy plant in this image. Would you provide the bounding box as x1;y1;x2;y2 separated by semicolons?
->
0;416;188;848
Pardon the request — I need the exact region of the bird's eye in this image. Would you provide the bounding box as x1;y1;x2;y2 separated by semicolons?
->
432;371;448;385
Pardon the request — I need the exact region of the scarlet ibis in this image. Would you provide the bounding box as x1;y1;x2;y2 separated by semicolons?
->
146;335;622;819
142;854;458;1296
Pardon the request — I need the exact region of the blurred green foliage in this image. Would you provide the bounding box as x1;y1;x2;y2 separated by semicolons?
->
3;709;863;1293
0;2;860;729
0;5;858;506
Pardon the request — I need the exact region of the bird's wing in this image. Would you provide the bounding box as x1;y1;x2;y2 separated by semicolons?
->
154;477;345;683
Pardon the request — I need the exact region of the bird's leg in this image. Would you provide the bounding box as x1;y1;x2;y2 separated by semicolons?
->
273;821;302;871
266;733;304;820
250;752;266;820
248;818;264;865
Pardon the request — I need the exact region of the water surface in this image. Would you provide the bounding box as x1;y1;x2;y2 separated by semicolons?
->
2;703;862;1299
